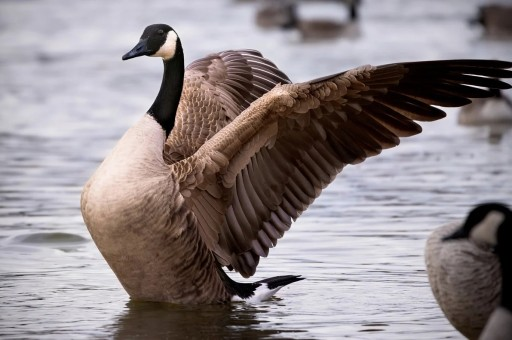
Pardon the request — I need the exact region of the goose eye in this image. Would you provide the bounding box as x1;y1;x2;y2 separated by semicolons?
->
157;29;164;35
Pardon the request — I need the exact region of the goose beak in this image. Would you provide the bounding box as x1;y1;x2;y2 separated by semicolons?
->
122;39;150;60
442;227;469;242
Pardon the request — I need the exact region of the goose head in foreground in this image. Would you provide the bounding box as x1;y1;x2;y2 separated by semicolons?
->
443;203;512;340
81;23;512;304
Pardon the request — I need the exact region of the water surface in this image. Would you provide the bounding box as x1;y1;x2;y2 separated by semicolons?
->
1;0;511;338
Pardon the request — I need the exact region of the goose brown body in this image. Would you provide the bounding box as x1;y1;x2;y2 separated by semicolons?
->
82;116;231;303
81;24;512;304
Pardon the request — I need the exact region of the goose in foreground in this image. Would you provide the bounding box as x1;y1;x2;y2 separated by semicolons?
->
442;203;512;340
425;207;502;339
81;24;512;304
458;89;512;143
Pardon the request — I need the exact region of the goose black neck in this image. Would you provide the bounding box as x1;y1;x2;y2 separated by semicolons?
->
148;39;184;137
499;248;512;311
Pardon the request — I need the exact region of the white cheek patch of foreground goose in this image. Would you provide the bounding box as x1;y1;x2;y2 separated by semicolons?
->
80;23;512;304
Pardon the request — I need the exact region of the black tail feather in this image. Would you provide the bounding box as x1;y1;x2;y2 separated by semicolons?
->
218;267;304;300
255;275;305;290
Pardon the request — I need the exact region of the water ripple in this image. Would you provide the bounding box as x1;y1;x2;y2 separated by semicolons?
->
1;0;511;339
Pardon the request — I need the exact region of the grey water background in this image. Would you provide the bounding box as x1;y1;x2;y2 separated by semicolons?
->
1;0;511;338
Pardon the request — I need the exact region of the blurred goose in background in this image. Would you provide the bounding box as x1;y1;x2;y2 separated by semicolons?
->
81;24;512;304
458;89;512;143
256;0;360;41
471;3;512;40
255;0;294;29
425;205;502;339
281;1;360;41
439;203;512;340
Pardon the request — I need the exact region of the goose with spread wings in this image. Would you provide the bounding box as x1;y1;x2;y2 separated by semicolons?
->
81;24;512;304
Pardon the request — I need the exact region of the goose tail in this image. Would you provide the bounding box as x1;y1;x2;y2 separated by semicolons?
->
218;268;304;302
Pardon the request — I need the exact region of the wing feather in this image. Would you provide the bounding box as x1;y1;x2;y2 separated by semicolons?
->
174;59;512;277
164;50;292;163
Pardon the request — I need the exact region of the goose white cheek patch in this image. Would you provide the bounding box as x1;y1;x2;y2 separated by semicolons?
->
154;31;178;60
470;211;505;246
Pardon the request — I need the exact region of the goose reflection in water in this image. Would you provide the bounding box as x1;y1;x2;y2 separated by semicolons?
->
111;300;307;339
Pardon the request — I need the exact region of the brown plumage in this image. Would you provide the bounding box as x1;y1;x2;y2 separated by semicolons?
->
182;59;512;279
425;221;501;339
255;0;361;41
472;4;512;40
432;203;512;340
81;24;512;304
164;49;291;163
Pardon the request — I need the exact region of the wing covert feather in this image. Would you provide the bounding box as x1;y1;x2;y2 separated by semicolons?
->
164;50;291;164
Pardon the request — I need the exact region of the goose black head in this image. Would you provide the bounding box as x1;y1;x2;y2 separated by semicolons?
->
444;203;511;254
122;24;179;61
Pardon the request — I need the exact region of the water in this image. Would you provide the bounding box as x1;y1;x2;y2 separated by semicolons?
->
1;0;511;338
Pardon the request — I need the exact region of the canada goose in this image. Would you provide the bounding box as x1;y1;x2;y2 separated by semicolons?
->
81;24;512;304
425;209;502;339
458;89;512;143
255;0;360;41
471;4;512;40
281;1;360;41
442;203;512;340
255;0;294;29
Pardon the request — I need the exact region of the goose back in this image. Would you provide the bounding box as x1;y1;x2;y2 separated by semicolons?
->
165;50;291;163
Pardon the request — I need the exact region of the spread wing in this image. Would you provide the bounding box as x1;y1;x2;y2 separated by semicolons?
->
164;49;291;163
175;59;512;278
